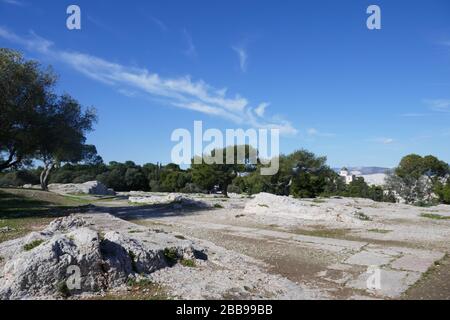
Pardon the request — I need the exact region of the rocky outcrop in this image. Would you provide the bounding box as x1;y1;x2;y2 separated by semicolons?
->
128;192;211;208
47;181;115;196
0;215;207;300
244;193;364;225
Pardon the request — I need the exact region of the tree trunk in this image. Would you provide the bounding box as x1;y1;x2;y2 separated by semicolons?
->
40;162;54;191
221;183;229;197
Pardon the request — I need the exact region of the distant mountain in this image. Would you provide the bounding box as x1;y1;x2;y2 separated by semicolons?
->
333;167;392;175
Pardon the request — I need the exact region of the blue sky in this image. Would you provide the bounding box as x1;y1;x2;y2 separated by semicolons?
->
1;0;450;168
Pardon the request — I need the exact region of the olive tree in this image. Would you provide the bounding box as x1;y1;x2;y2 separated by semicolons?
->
35;95;97;190
0;48;56;171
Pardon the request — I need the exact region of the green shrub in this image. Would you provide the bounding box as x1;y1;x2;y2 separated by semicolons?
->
23;239;45;251
163;248;178;266
127;278;153;287
354;212;372;221
128;250;138;272
435;181;450;204
180;259;196;268
420;213;450;220
0;170;40;187
57;281;71;298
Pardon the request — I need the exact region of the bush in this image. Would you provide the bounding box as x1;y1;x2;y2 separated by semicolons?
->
227;184;242;194
163;248;179;266
0;170;40;187
436;180;450;204
180;183;204;194
57;281;71;298
72;174;96;184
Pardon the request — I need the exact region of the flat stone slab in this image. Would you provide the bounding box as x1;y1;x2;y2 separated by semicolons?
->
346;269;421;298
391;252;445;273
328;263;355;271
345;250;393;267
316;269;353;285
177;221;367;253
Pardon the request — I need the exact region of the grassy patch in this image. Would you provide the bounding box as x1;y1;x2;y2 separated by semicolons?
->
57;281;71;299
0;188;98;244
292;227;351;239
23;239;45;251
180;259;196;268
368;229;391;234
258;204;269;208
0;188;93;215
313;198;326;204
128;230;144;234
213;203;224;209
163;248;179;266
420;213;450;220
354;211;372;221
96;278;168;300
128;250;138;272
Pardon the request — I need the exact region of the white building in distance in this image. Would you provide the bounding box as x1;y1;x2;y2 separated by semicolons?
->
339;168;356;184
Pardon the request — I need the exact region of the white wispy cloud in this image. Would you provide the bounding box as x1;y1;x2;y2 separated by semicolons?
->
232;45;248;72
400;113;430;117
0;27;297;135
424;99;450;112
372;137;395;144
149;16;168;32
306;128;335;138
182;28;196;58
1;0;25;6
254;102;269;117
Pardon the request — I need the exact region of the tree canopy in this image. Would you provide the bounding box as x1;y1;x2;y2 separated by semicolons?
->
387;154;450;205
0;48;97;190
0;48;56;171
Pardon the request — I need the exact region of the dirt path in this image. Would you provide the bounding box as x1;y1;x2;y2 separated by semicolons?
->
402;254;450;300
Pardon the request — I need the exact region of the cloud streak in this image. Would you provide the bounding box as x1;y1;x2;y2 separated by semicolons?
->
182;29;197;58
424;99;450;112
1;0;25;6
232;45;248;72
372;137;395;144
0;27;297;135
306;128;336;138
149;16;168;32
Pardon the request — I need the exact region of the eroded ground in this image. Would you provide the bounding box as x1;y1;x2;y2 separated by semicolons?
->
1;189;449;300
108;193;450;299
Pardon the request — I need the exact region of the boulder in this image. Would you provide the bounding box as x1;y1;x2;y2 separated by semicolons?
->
22;184;41;190
0;215;206;299
129;193;210;208
48;181;115;196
